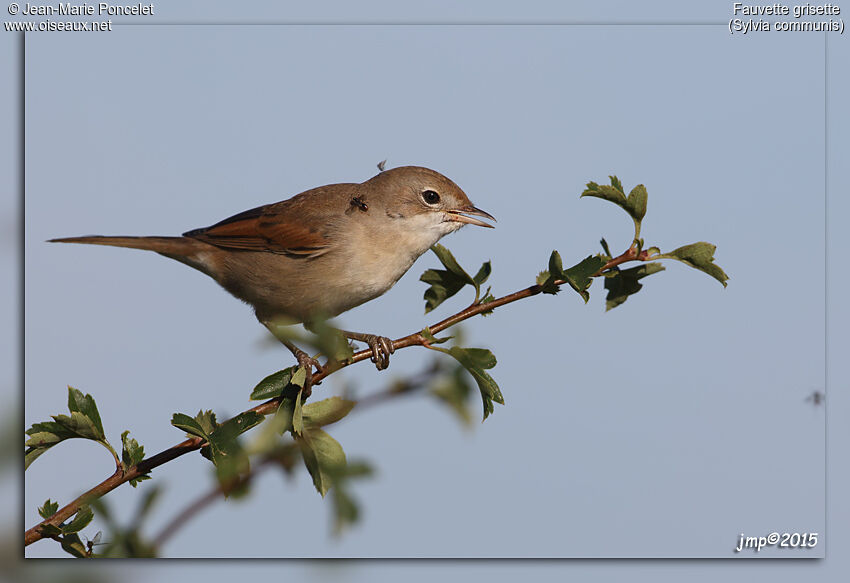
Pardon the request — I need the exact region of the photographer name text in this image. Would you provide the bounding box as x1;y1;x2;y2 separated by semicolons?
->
18;2;153;16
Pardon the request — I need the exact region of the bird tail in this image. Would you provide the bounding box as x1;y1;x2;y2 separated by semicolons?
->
48;235;197;255
48;235;216;275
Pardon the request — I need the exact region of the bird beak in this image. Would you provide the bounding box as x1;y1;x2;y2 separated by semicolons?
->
446;205;496;228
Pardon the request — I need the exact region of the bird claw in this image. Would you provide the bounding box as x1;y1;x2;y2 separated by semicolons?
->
362;334;395;371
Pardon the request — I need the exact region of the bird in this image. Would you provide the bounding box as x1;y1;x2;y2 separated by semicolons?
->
50;165;495;383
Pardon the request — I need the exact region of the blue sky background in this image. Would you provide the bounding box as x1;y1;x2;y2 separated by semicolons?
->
5;0;848;579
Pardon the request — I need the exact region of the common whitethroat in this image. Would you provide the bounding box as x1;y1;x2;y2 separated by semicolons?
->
50;165;495;375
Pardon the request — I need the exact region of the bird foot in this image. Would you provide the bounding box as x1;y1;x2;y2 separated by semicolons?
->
347;333;395;371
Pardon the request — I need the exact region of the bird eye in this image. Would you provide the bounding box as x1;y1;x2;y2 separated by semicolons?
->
421;190;441;205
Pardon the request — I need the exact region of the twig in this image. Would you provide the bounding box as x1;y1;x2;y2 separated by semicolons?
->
25;247;650;547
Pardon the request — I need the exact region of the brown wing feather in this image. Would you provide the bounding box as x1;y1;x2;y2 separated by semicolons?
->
183;187;348;256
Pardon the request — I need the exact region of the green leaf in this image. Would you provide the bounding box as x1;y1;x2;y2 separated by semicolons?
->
472;261;492;288
183;412;264;491
249;366;298;400
298;427;347;497
600;238;612;258
198;446;214;463
273;397;296;435
302;397;357;428
582;176;648;228
627;184;648;222
421;244;490;312
249;397;296;454
657;242;729;287
581;177;628;206
326;461;374;535
431;243;474;284
536;251;566;295
549;249;564;276
25;388;115;469
206;413;264;488
562;255;607;302
51;411;103;441
536;269;558;295
170;411;214;440
194;410;219;436
38;523;62;538
478;292;496;316
24;448;48;470
291;367;307;388
59;533;88;558
292;388;305;436
25;421;75;447
61;506;93;535
210;412;265;445
129;475;152;487
331;487;359;536
421;268;468;313
538;252;606;301
337;460;373;480
25;422;77;469
38;499;59;519
120;430;149;487
430;365;475;427
120;430;145;468
420;326;452;345
67;387;106;440
609;175;624;194
604;262;666;311
446;346;503;421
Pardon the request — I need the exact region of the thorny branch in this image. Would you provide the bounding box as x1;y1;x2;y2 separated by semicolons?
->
24;245;652;547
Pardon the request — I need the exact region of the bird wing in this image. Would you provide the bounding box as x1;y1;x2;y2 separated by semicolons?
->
183;192;339;258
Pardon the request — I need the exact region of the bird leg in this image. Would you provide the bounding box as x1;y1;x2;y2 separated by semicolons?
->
341;331;395;371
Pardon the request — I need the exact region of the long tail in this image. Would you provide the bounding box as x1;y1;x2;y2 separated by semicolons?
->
48;235;215;275
48;235;198;255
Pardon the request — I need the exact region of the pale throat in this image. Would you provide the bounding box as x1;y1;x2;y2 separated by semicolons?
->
389;210;460;256
348;210;461;293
